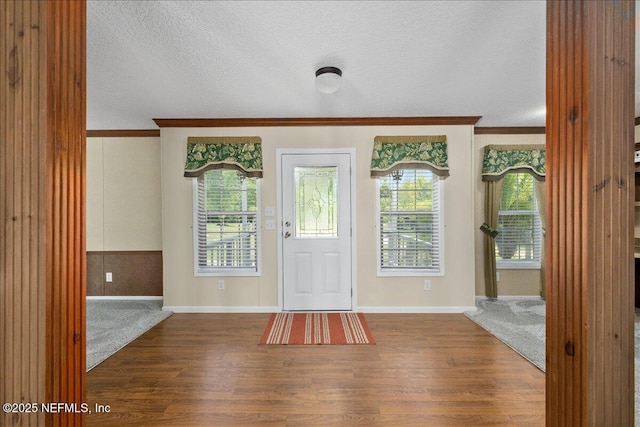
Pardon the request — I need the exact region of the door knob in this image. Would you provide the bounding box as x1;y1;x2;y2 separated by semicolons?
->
285;221;291;227
284;231;291;239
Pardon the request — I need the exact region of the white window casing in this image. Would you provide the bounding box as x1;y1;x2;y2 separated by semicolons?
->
376;169;444;276
192;170;261;276
495;172;542;270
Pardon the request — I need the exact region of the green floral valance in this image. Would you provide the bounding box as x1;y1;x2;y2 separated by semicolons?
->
370;135;449;178
481;144;545;182
184;136;263;178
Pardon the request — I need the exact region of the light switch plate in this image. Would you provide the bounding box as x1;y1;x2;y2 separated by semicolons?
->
265;219;275;230
264;206;275;217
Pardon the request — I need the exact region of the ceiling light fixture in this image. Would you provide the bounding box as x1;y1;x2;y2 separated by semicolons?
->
315;66;342;94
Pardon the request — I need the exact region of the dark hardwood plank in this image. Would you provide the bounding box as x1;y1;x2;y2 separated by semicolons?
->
87;313;544;426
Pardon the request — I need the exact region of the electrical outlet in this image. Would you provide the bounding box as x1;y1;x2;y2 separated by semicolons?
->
423;280;431;291
217;280;225;291
496;272;500;282
106;272;113;282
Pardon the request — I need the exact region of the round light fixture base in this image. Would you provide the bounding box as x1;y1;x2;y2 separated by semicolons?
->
315;66;342;94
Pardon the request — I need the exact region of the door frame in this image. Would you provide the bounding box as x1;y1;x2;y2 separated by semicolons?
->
276;148;357;311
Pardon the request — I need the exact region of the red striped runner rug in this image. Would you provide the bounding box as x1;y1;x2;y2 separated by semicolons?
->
259;312;375;345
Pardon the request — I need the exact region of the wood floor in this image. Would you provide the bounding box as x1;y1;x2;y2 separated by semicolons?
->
86;313;545;426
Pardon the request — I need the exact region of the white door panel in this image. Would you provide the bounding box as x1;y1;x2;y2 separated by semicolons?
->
282;153;352;311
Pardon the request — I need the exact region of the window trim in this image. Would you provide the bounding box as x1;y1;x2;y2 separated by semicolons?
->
375;171;445;277
495;172;541;270
497;260;541;270
192;173;262;277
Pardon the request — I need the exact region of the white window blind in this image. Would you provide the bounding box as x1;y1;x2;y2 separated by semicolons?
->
195;170;258;273
378;169;442;273
495;172;541;267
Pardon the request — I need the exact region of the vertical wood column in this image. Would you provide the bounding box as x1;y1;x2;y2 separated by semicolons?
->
546;1;635;425
1;1;86;426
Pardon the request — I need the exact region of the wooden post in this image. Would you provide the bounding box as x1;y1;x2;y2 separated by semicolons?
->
1;1;86;426
546;1;635;425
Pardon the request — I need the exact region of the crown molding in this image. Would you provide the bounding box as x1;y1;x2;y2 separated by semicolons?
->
474;126;546;135
152;116;482;128
86;118;638;134
86;129;160;137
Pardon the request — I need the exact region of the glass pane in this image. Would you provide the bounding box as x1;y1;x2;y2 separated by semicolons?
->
204;214;257;268
378;170;440;271
380;212;436;269
495;213;535;261
500;173;534;211
205;170;257;212
294;166;338;238
495;171;541;263
198;170;259;271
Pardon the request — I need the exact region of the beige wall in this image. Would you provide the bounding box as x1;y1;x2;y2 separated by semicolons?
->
86;137;162;251
86;128;550;303
161;125;477;311
84;125;640;301
473;134;545;297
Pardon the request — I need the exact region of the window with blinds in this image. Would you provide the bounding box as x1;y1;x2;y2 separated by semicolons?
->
495;172;541;268
194;170;259;275
377;169;443;274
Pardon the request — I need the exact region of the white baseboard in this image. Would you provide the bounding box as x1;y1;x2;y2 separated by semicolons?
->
357;306;477;314
163;306;279;313
87;296;163;301
161;305;479;314
476;295;543;301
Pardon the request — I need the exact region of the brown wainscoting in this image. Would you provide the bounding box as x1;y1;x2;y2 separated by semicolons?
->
87;251;163;296
87;253;106;296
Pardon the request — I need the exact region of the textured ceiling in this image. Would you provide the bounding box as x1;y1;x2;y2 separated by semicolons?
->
86;1;637;130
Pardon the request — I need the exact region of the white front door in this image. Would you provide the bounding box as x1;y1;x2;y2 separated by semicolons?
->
281;153;352;311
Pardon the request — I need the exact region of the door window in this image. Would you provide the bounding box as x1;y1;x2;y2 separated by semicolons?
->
294;166;338;238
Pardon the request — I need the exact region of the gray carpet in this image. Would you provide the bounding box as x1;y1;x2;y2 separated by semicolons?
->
464;298;545;370
86;299;172;371
464;298;640;424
